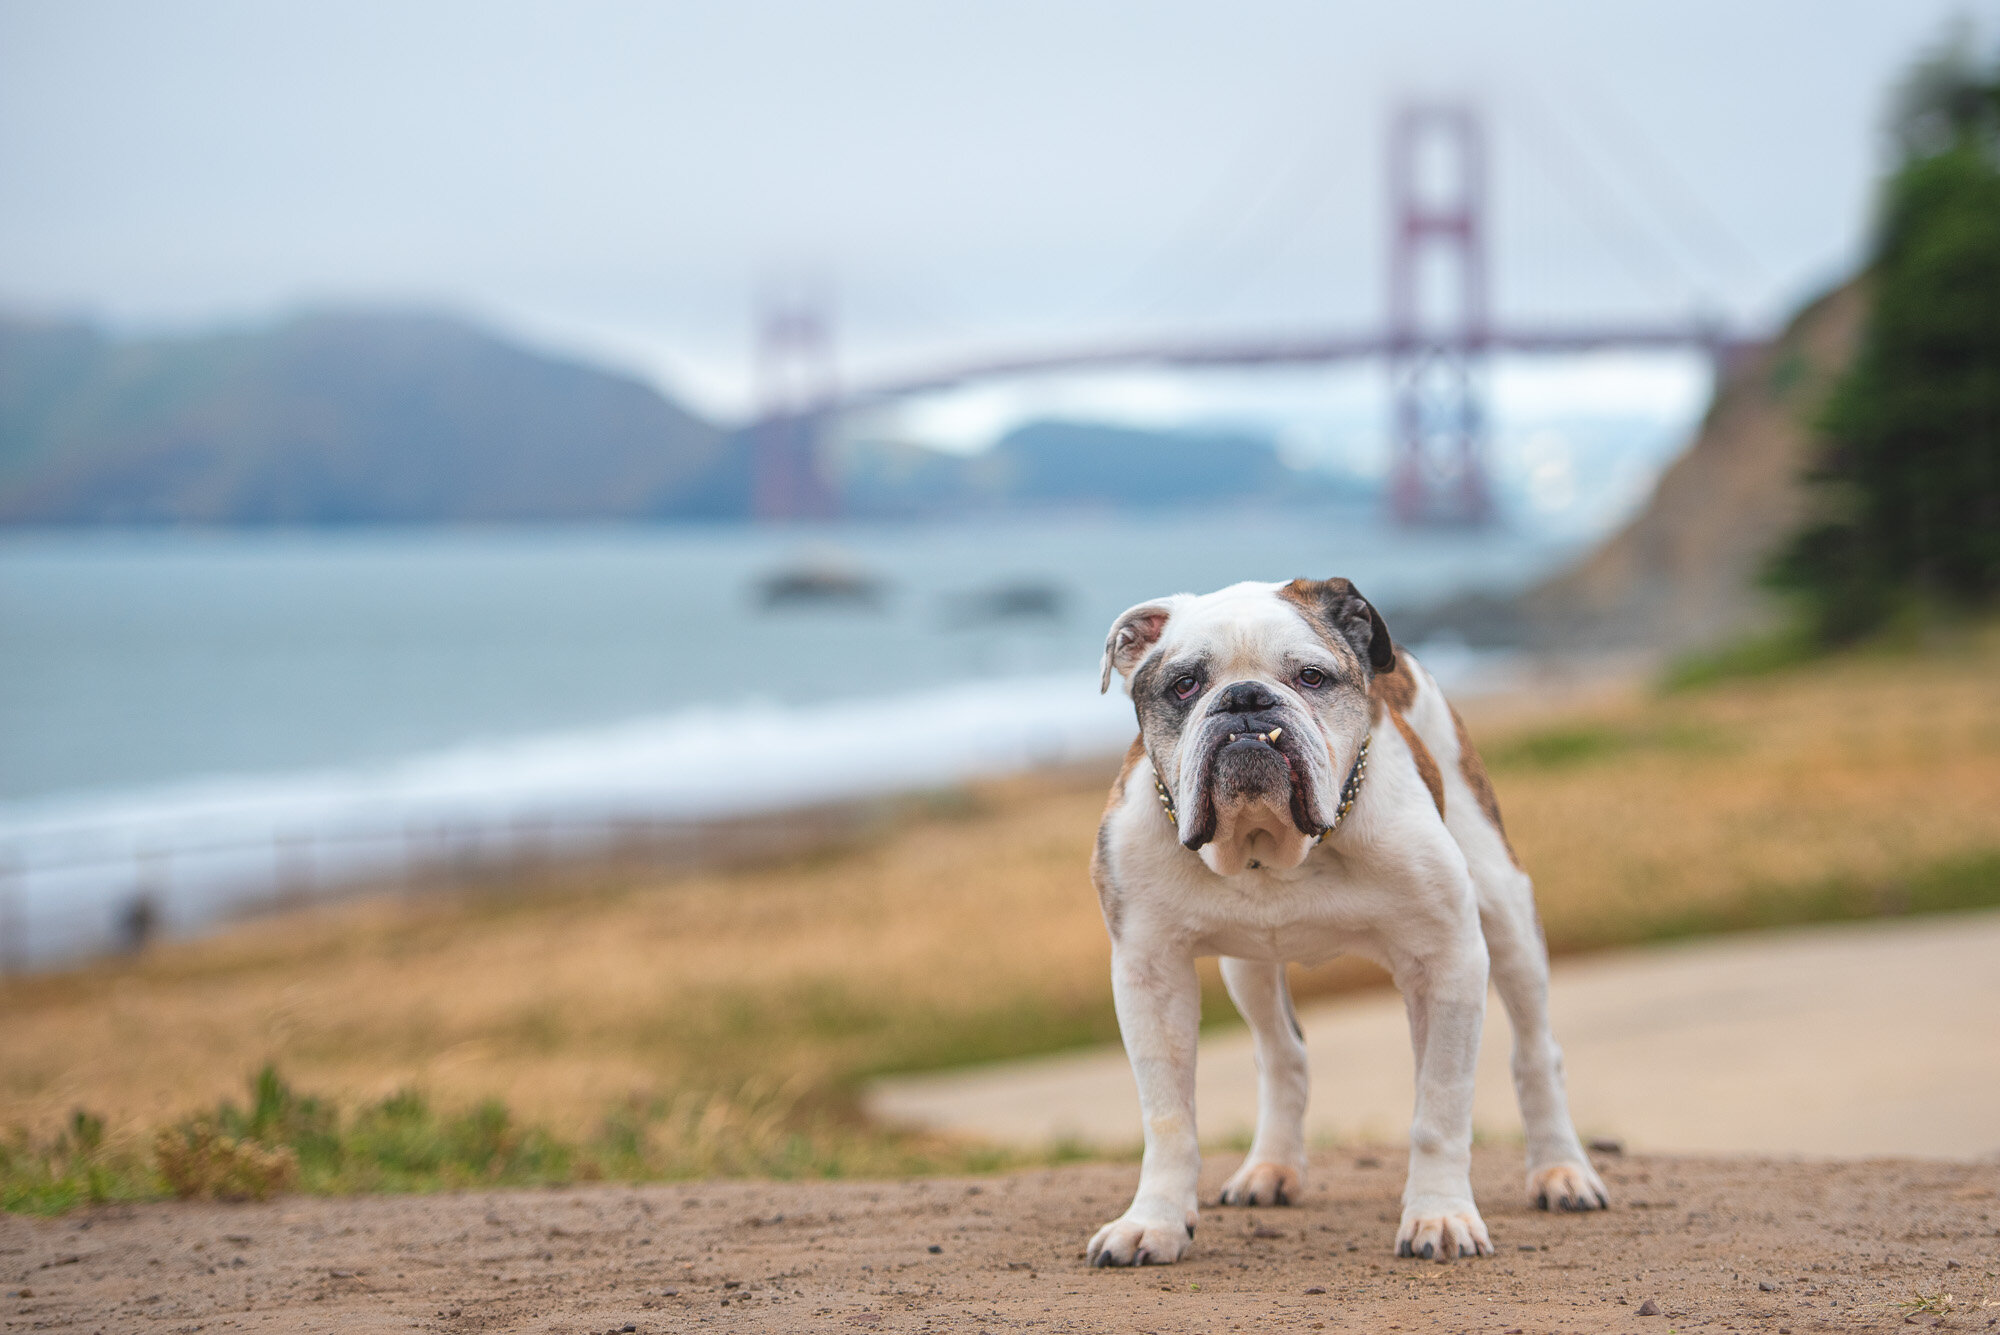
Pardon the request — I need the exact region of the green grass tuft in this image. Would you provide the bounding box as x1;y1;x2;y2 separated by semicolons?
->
0;1110;156;1215
1554;850;2000;952
1485;720;1729;773
1660;625;1824;692
1;1064;1092;1216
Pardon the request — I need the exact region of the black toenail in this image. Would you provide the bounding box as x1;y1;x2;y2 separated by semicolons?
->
1397;1241;1412;1257
1420;1243;1434;1259
1535;1194;1549;1210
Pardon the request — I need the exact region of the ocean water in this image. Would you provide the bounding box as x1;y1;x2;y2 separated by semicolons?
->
0;508;1581;964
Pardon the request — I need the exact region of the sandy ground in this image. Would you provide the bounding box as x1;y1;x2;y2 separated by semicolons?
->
4;1150;1997;1333
870;911;2000;1160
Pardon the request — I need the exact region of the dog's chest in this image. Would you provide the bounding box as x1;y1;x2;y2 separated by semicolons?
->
1175;865;1390;964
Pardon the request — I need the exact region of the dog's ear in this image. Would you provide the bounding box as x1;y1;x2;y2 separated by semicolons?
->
1282;577;1395;674
1100;598;1180;693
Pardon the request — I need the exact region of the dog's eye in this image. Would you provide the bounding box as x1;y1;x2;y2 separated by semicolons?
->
1171;674;1201;700
1298;666;1329;689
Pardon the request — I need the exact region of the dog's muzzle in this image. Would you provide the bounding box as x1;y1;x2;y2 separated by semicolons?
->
1173;687;1324;850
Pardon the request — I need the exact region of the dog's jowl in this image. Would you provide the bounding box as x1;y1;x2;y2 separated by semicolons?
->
1087;577;1606;1267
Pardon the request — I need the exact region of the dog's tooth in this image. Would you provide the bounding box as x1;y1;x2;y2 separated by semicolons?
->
1268;727;1283;742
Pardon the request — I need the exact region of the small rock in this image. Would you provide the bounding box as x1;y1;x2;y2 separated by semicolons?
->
661;1288;679;1297
927;1244;942;1254
1638;1299;1661;1316
329;1269;356;1279
1759;1281;1778;1292
1517;1243;1536;1252
1304;1286;1326;1295
1354;1156;1381;1169
1251;1226;1284;1239
1947;1259;1961;1269
1588;1138;1625;1155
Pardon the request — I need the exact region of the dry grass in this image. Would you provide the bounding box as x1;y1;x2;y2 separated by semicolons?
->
1493;631;2000;945
2;628;1997;1154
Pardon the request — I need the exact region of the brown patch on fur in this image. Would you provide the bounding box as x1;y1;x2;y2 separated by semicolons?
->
1102;734;1146;823
1367;652;1443;817
1387;709;1446;818
1277;577;1392;675
1368;650;1419;712
1091;736;1148;937
1277;583;1358;677
1452;705;1521;868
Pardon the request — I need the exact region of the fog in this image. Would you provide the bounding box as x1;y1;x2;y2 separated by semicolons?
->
4;0;1994;414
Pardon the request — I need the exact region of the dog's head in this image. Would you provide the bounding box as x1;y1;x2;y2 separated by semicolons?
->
1100;577;1393;876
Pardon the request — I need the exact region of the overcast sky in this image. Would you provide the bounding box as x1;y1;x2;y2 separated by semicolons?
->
3;0;1996;420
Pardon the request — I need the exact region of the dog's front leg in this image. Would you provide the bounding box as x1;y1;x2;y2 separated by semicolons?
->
1088;939;1201;1266
1394;930;1495;1263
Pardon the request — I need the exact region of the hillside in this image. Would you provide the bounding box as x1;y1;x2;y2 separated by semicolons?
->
0;314;1362;524
1419;281;1866;651
0;311;728;524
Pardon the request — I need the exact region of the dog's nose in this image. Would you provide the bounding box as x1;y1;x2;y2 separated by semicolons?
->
1214;680;1279;714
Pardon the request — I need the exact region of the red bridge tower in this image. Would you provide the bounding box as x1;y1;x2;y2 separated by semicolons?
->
750;291;839;522
1387;104;1493;525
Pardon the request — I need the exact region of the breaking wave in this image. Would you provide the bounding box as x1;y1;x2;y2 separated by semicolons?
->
0;674;1135;966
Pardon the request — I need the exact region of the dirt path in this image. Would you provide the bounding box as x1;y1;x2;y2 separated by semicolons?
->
4;1150;1997;1333
870;912;2000;1159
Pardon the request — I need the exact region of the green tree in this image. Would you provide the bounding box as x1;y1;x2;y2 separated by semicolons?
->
1773;33;2000;641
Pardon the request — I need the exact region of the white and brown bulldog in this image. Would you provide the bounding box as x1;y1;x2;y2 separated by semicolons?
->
1087;577;1606;1267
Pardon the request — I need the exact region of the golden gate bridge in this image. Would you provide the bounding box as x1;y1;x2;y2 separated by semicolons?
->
749;102;1759;527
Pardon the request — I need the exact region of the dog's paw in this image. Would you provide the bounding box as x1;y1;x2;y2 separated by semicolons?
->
1528;1160;1609;1213
1087;1210;1197;1267
1394;1203;1492;1262
1217;1160;1301;1207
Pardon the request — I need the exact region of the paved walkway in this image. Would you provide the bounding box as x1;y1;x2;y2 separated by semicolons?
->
868;911;2000;1160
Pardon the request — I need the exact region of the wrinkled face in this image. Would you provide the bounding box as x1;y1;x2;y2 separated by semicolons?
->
1102;579;1388;876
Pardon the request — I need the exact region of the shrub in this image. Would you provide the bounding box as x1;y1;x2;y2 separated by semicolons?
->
1772;32;2000;641
154;1123;299;1201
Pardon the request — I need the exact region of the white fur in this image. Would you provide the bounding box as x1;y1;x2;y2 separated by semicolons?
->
1087;580;1606;1267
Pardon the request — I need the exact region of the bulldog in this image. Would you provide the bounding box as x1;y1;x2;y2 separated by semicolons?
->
1087;577;1606;1267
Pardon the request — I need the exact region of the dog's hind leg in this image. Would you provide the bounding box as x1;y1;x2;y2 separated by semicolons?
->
1215;956;1310;1207
1479;882;1608;1212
